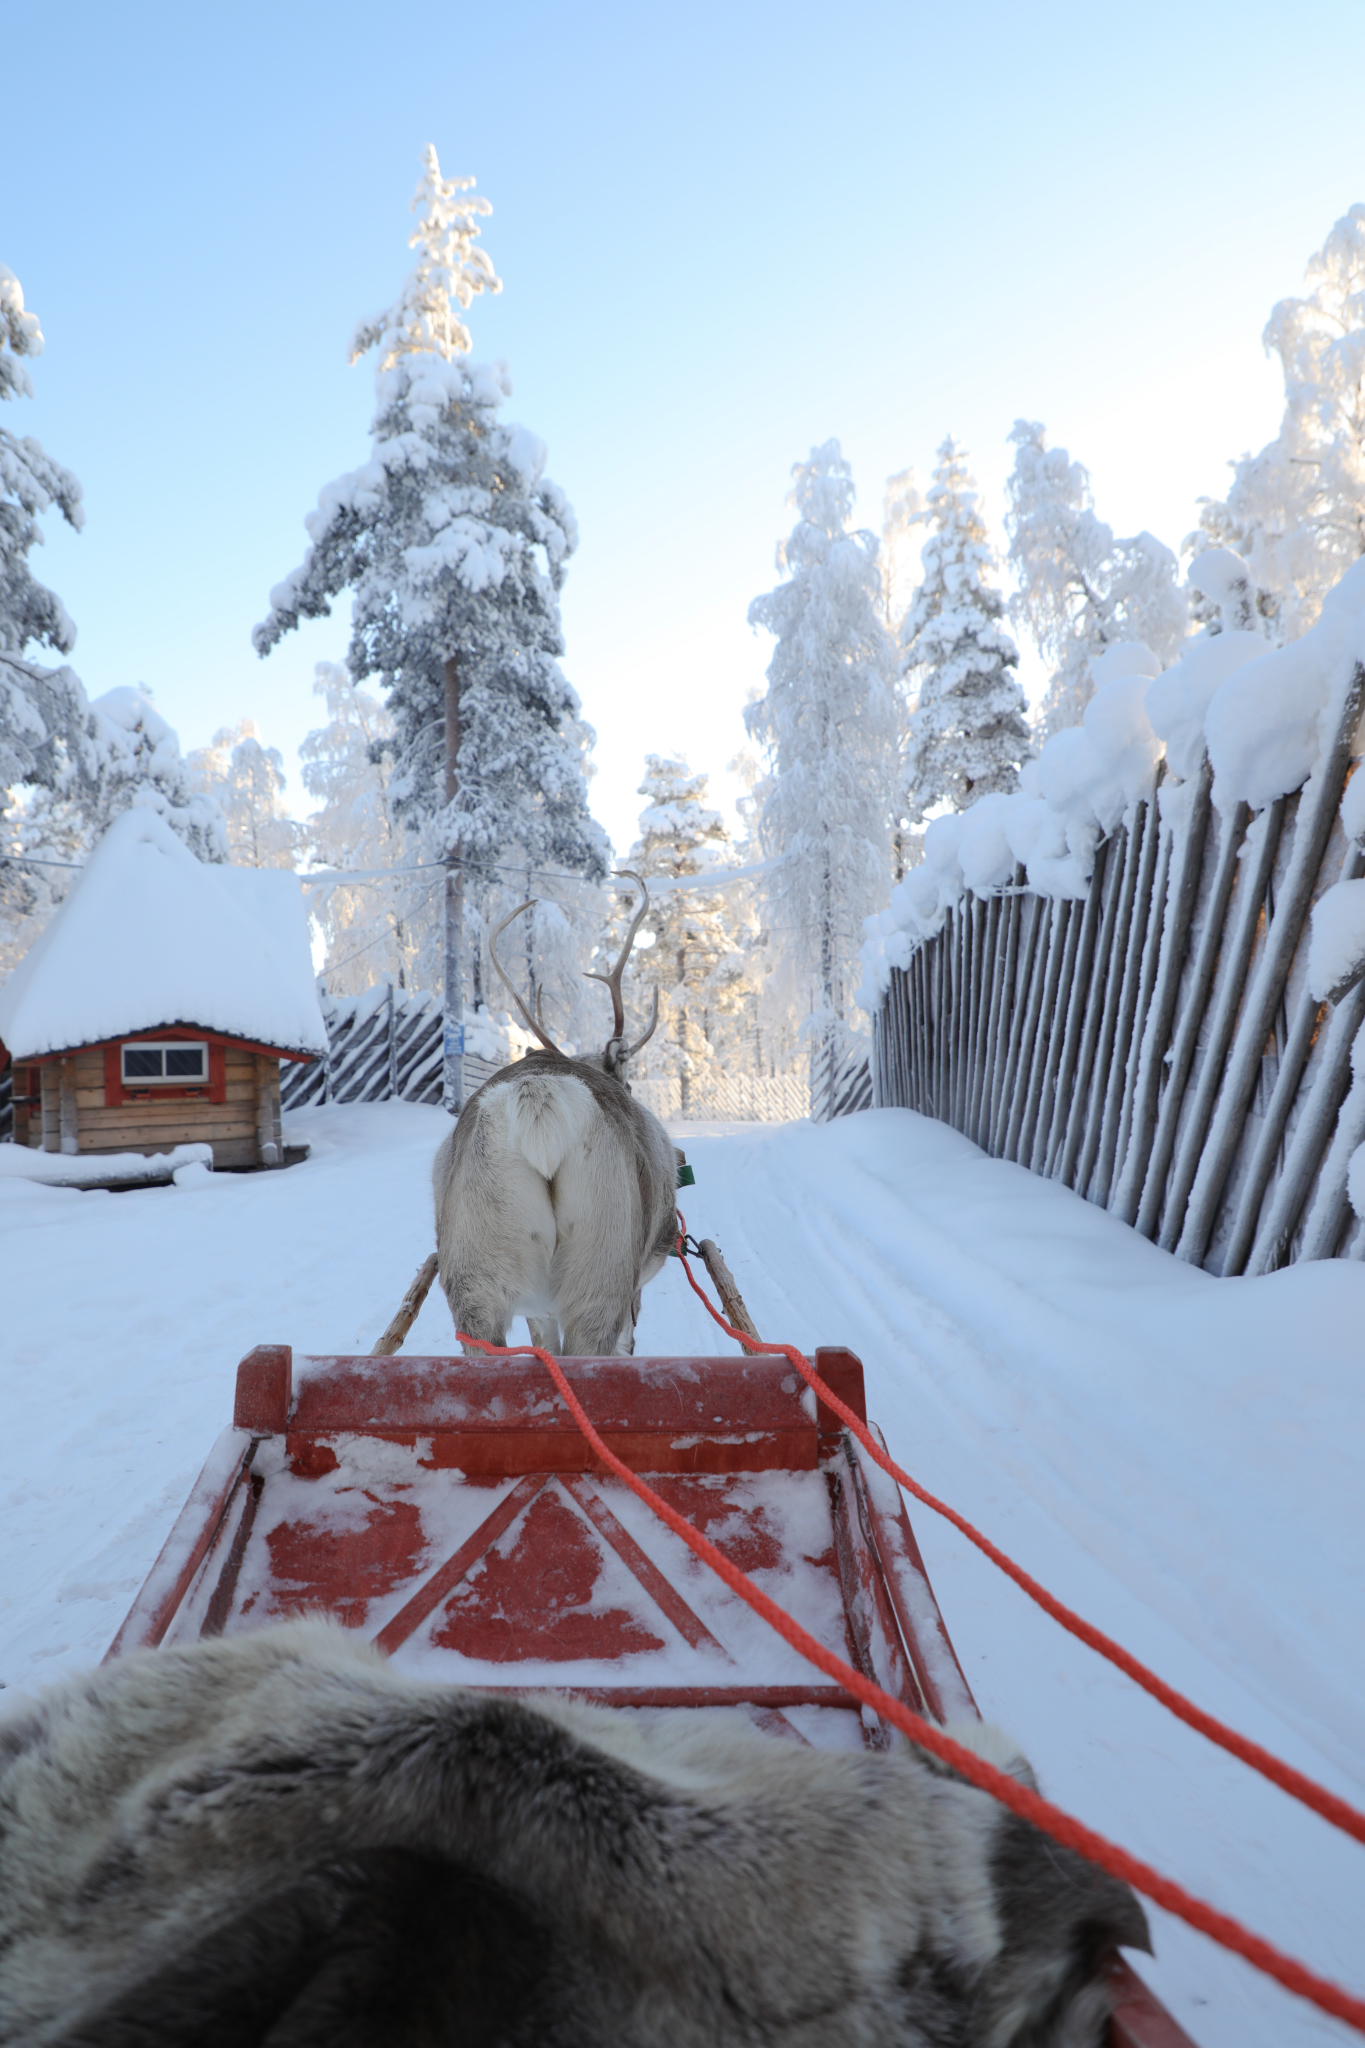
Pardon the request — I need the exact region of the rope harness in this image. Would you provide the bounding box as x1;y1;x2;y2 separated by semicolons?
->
450;1220;1365;2034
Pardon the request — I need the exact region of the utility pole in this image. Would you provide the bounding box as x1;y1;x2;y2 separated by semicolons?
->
442;654;465;1116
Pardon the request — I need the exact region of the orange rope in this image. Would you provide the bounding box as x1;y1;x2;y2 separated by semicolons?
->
672;1218;1365;1851
453;1321;1365;2033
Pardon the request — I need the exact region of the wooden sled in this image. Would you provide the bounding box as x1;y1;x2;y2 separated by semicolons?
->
107;1340;1195;2047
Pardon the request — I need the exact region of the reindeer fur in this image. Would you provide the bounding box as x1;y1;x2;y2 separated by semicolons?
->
0;1620;1148;2047
433;1052;679;1355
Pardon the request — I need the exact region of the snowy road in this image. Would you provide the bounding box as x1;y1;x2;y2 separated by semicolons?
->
2;1102;1362;2046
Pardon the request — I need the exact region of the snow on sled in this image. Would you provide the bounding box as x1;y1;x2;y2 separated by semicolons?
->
107;1340;1193;2048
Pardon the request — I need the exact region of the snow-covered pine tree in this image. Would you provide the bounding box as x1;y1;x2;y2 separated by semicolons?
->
187;720;297;869
902;439;1029;824
746;441;899;1077
253;147;608;1087
1190;204;1365;643
0;265;83;669
2;687;227;976
1;263;90;806
1006;420;1186;736
619;754;745;1114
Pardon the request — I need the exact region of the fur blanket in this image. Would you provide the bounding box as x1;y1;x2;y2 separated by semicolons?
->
0;1620;1148;2046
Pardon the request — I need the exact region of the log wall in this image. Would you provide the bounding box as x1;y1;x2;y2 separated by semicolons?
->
870;676;1365;1274
31;1046;277;1170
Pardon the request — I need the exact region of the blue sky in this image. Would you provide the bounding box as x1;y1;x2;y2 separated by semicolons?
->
8;0;1363;854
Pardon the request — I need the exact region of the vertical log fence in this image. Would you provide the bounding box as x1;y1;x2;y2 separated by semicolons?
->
870;676;1365;1274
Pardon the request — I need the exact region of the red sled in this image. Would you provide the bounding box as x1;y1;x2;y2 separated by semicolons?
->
108;1341;1195;2048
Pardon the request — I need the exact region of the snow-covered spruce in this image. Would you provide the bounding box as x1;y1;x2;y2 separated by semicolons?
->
901;438;1030;825
1006;420;1186;739
1;265;90;841
859;551;1365;1006
747;441;899;1058
253;148;608;897
1191;203;1365;644
620;754;750;1112
0;264;83;670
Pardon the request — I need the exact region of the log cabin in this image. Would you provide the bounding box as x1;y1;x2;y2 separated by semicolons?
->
0;809;328;1170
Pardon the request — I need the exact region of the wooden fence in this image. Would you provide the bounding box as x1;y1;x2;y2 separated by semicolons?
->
633;1074;811;1122
870;669;1365;1274
279;987;505;1114
282;987;817;1126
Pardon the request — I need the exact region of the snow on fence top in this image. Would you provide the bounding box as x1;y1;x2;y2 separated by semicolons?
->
0;809;329;1062
859;552;1365;1008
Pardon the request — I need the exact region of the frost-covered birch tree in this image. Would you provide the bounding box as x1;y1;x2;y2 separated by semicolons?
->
253;148;608;1098
902;439;1029;823
1006;420;1186;737
188;720;297;869
299;662;429;994
1191;204;1365;643
746;441;899;1067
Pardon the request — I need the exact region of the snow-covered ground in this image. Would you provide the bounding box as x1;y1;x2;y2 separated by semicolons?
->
2;1102;1361;2047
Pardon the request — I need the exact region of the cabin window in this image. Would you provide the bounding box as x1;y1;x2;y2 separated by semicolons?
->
121;1041;209;1086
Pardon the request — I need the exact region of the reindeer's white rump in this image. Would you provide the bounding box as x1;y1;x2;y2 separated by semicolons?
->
433;873;680;1357
433;1055;678;1355
0;1620;1149;2047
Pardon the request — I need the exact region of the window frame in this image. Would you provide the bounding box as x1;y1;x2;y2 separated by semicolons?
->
120;1039;211;1089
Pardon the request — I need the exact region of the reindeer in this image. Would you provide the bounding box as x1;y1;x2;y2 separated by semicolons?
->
433;873;681;1356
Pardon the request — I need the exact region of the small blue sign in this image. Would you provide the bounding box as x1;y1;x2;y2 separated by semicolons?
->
444;1023;465;1058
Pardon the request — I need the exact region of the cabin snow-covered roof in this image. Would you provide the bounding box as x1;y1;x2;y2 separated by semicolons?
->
0;809;329;1062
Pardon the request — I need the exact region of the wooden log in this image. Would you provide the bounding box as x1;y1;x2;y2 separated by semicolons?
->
975;893;1001;1145
1248;975;1365;1271
985;878;1025;1155
957;905;978;1138
1029;898;1082;1173
1177;665;1365;1264
913;952;929;1113
1222;841;1364;1271
911;957;926;1112
1040;838;1111;1177
1093;791;1164;1208
1113;759;1214;1225
935;928;950;1119
255;1057;281;1168
972;893;1006;1149
372;1252;440;1355
900;964;915;1110
1135;797;1249;1238
1003;897;1051;1161
698;1237;762;1341
1159;796;1287;1255
59;1057;79;1156
1221;981;1324;1273
1110;814;1172;1198
993;891;1040;1156
1057;831;1127;1188
1076;811;1146;1201
1017;900;1070;1167
945;911;962;1129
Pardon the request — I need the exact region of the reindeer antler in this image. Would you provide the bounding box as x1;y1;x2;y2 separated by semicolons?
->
488;900;563;1056
585;870;660;1056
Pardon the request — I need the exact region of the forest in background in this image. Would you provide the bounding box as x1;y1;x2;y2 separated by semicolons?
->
4;165;1362;1096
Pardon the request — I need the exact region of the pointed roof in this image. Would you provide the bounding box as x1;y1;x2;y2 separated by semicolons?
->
0;809;328;1062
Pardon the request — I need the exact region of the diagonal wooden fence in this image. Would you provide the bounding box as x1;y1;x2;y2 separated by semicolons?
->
870;669;1365;1274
